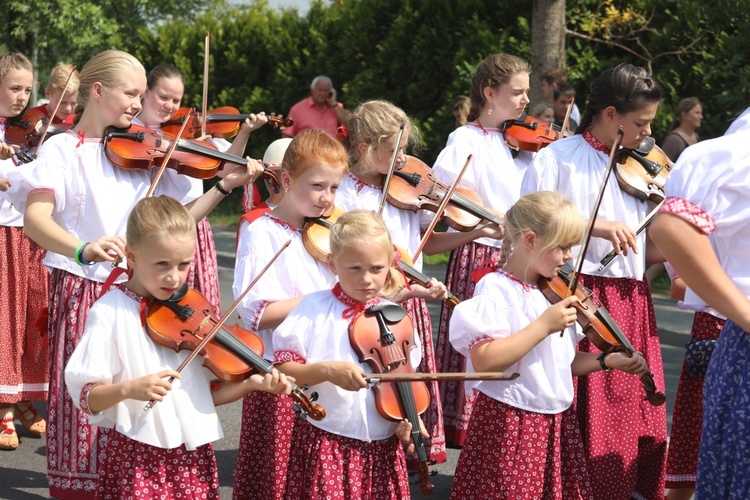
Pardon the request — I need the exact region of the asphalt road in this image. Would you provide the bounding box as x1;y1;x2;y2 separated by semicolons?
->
0;224;696;499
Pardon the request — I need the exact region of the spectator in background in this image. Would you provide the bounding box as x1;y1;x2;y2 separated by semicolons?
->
451;95;471;127
530;101;555;124
661;97;702;162
282;75;350;137
552;83;578;133
540;68;581;126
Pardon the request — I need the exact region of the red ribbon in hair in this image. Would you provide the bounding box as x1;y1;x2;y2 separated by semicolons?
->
336;125;349;141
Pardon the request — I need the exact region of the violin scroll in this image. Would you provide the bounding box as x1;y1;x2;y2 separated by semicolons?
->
267;113;293;129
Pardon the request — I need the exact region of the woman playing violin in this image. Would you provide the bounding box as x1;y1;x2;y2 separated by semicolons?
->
449;192;648;500
521;63;668;500
134;64;268;314
65;195;292;499
274;209;428;500
0;51;50;453
231;129;345;500
431;53;532;447
6;49;262;500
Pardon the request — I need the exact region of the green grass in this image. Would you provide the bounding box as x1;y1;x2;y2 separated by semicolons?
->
649;269;671;296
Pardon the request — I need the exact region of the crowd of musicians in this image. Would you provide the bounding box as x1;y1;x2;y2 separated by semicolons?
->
1;48;748;500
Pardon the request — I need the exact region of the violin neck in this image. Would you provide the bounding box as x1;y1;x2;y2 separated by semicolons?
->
397;259;459;305
451;191;503;225
395;380;429;463
214;327;272;374
174;137;245;166
207;114;252;123
592;306;636;356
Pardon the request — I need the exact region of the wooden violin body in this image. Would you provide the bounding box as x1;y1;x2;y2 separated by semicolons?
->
616;137;673;203
502;115;560;153
538;268;666;407
146;286;325;420
5;108;71;148
348;304;434;495
162;106;293;139
387;156;503;232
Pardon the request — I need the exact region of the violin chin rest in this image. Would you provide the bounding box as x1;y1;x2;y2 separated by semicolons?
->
166;283;190;302
634;136;656;155
366;304;407;323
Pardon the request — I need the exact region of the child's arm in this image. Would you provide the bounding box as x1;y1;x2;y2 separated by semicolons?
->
422;222;504;255
257;297;306;331
471;295;579;372
571;351;649;377
276;361;368;391
211;369;293;407
86;369;181;414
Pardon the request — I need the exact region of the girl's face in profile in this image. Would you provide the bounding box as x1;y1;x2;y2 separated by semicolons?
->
96;67;147;129
485;72;531;124
614;102;659;149
535;107;555;124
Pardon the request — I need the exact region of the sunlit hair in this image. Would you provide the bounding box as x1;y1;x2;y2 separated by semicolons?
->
73;50;145;125
0;51;33;84
669;97;701;132
329;209;405;298
468;54;530;122
497;191;585;270
344;100;421;167
46;62;79;93
282;129;348;178
126;195;196;249
575;63;664;134
147;64;183;90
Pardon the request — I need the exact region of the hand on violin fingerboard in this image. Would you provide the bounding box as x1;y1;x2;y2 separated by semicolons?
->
475;221;505;240
242;112;269;133
221;158;265;190
244;369;294;396
602;351;649;377
395;417;430;456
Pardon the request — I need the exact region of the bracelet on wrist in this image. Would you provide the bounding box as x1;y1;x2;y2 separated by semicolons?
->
215;180;232;196
597;352;612;371
75;242;93;266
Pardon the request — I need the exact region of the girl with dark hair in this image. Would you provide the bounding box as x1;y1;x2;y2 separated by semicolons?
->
522;63;668;500
661;97;702;162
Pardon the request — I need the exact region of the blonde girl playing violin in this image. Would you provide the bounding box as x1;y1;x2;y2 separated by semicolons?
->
7;49;262;499
64;195;292;499
274;209;428;500
449;191;648;500
232;129;346;500
521;63;667;500
0;51;49;452
134;63;268;314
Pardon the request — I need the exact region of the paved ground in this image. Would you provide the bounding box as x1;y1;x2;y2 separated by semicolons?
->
0;224;696;499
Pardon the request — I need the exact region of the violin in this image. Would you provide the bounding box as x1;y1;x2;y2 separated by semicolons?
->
502;115;560;153
303;205;461;308
5;108;71;154
538;267;666;406
615;136;673;203
386;156;504;232
145;284;325;420
161;107;294;139
104;125;281;187
348;304;434;496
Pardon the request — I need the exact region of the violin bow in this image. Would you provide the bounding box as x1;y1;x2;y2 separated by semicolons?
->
565;127;624;297
145;108;194;198
364;371;519;383
201;31;210;138
598;199;665;271
144;238;292;410
34;65;77;154
559;98;574;137
378;123;405;215
411;154;472;263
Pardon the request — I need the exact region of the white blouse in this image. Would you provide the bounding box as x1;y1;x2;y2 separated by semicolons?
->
663;129;750;301
449;270;583;414
522;134;654;280
233;213;336;359
65;288;222;450
273;288;421;441
6;130;192;282
0;122;24;226
432;123;533;248
336;171;426;270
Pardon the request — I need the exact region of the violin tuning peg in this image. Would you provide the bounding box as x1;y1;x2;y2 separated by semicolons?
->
300;384;310;391
292;403;301;413
310;392;319;402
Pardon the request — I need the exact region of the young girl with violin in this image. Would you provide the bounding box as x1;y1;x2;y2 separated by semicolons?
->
449;191;648;499
6;49;262;499
133;63;268;313
64;195;293;498
521;63;667;500
274;209;428;499
431;53;532;447
0;51;50;452
28;62;79;125
650;112;750;500
232;129;346;500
